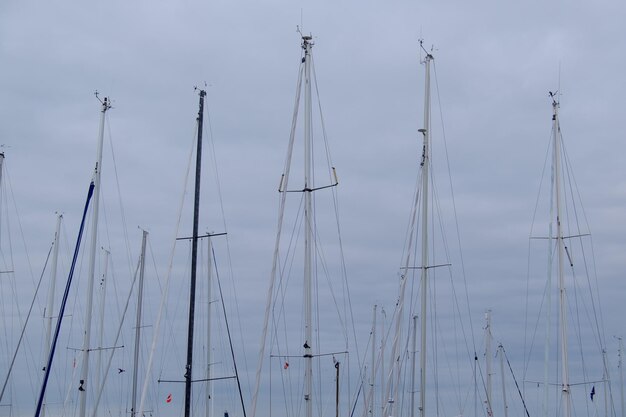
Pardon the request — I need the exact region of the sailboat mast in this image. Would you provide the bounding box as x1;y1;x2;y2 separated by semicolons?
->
185;88;207;417
486;310;493;417
95;249;110;391
617;337;624;417
44;215;63;356
78;96;110;417
0;153;3;236
498;345;509;417
380;308;386;417
302;34;314;417
368;305;377;417
131;230;148;417
41;214;62;417
206;236;213;417
419;50;432;417
410;315;417;417
552;95;571;417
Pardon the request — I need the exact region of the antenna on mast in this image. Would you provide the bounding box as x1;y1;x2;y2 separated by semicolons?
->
418;38;423;61
94;91;113;110
418;39;434;63
558;62;562;101
549;90;559;106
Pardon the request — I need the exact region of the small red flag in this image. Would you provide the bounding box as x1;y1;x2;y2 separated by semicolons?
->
166;393;172;403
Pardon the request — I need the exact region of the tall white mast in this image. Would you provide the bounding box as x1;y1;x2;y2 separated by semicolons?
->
78;96;110;417
380;308;386;417
485;311;493;417
418;49;433;417
302;33;314;417
385;44;433;417
0;153;4;231
44;215;63;355
498;345;509;417
551;94;571;417
42;213;63;417
95;248;110;392
410;315;417;417
603;351;609;417
543;159;553;417
206;236;213;417
131;230;147;417
368;305;377;417
619;337;624;417
543;93;558;417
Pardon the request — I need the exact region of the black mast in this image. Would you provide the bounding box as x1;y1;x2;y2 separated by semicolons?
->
185;88;206;417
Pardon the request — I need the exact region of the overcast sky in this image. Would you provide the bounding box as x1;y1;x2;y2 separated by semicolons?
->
1;1;625;417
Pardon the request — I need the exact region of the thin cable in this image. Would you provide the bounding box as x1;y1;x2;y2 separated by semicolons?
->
250;60;305;417
0;241;53;402
433;60;476;355
105;113;135;274
204;95;252;399
312;56;360;411
5;161;42;395
212;246;247;417
90;257;141;417
502;346;532;417
523;124;553;381
137;119;198;417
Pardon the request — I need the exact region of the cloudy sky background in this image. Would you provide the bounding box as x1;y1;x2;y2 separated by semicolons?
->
1;1;625;417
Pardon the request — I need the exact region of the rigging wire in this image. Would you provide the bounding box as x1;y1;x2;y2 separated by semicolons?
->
212;245;247;417
105;113;135;275
433;59;478;370
560;132;606;351
250;58;305;417
90;255;142;417
137;113;198;417
0;240;53;403
559;130;610;417
45;217;72;405
3;160;42;399
5;159;38;292
502;346;532;417
311;54;360;415
523;125;553;380
145;237;163;414
203;92;253;400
